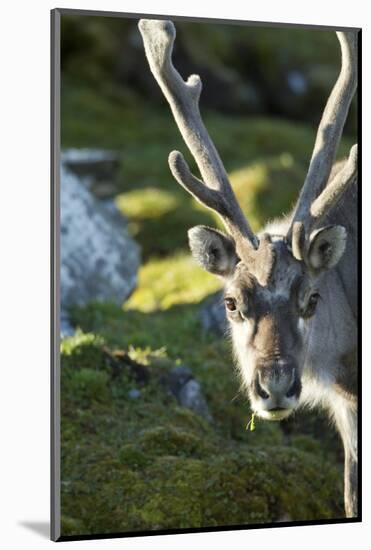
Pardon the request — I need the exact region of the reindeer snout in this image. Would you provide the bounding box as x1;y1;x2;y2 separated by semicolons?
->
254;359;301;410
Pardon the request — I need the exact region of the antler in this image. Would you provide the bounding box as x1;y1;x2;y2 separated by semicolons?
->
288;31;358;260
138;19;258;257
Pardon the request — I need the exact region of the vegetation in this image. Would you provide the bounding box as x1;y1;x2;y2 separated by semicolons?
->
60;15;355;537
61;318;343;536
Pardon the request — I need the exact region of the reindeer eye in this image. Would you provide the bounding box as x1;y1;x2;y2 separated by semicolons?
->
303;292;320;317
225;297;237;312
308;292;320;307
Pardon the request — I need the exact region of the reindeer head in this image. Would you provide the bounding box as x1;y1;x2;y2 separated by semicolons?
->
139;20;357;421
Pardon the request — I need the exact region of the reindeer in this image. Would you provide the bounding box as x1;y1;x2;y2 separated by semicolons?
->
138;19;358;518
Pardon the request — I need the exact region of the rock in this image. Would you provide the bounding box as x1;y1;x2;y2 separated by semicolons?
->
200;292;227;335
168;365;193;396
178;380;213;423
62;149;121;198
60;160;140;320
168;365;213;422
128;388;141;400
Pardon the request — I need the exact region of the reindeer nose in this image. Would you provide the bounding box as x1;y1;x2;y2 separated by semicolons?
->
255;360;301;404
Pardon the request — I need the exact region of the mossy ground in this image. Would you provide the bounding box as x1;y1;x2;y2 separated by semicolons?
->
61;322;343;536
61;70;349;535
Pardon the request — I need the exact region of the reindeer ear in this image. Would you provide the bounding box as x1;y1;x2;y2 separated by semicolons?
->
188;226;238;276
307;225;347;272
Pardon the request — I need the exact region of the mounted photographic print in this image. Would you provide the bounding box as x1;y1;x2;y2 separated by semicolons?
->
51;7;361;542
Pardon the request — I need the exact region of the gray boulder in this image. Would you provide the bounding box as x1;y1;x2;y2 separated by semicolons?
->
178;379;213;423
168;365;213;422
200;292;227;335
60;161;140;318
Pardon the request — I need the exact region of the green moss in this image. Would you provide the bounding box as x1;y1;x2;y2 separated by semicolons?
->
229;154;306;231
116;187;178;219
62;368;110;405
118;444;151;470
60;515;85;534
137;425;212;458
126;253;222;312
116;187;215;259
60;327;343;536
60;330;106;369
61;420;343;536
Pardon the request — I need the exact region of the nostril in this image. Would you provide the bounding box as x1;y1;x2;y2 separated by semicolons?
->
256;380;270;400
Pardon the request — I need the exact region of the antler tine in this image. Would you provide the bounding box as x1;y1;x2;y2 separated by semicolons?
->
288;31;358;260
138;19;258;253
310;143;357;223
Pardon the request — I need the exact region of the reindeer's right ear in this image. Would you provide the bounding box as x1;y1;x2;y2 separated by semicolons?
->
188;226;239;277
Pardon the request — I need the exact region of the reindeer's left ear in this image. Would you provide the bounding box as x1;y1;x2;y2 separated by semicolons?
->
306;225;347;272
